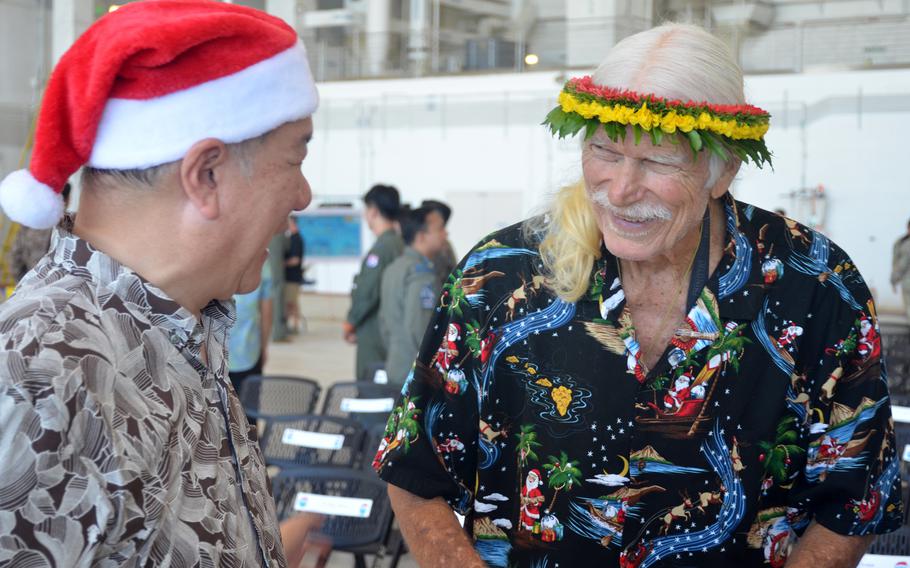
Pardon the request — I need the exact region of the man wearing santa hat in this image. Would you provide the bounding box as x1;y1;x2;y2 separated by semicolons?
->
0;1;322;565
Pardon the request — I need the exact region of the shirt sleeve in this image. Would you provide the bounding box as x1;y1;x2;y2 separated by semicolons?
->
404;271;437;351
892;239;910;285
373;263;480;513
788;259;903;536
259;261;273;301
347;249;384;328
0;350;128;566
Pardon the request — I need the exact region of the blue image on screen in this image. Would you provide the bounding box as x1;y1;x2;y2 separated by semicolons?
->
296;213;362;257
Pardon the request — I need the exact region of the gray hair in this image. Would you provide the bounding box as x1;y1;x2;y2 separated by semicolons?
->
81;133;266;191
592;22;745;187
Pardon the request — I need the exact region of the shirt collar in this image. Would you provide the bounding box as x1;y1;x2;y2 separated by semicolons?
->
713;195;767;322
596;193;765;323
404;246;432;266
51;216;236;353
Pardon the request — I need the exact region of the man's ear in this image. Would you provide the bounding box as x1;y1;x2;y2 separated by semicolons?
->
709;157;742;199
179;138;229;220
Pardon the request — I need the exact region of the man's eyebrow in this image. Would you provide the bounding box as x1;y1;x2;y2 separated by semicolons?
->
646;153;686;165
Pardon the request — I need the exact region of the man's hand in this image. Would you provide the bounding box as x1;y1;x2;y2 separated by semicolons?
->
280;513;332;568
342;322;357;344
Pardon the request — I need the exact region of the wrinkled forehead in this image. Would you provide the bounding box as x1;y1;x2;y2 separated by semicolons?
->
587;127;694;165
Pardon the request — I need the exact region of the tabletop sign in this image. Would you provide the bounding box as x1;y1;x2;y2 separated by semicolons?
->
294;492;373;518
890;404;910;424
339;397;395;413
281;429;345;450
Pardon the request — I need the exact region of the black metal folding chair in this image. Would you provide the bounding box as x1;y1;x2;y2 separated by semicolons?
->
321;381;401;431
259;414;367;469
364;361;388;384
238;375;321;418
884;329;910;402
867;521;910;555
272;466;397;568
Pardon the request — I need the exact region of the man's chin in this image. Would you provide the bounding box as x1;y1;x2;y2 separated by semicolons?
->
237;251;270;294
234;280;261;296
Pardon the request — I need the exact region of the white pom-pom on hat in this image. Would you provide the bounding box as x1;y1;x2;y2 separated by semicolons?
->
0;169;64;230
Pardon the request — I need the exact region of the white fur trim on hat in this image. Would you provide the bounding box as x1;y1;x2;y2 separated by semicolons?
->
89;41;319;170
0;169;64;230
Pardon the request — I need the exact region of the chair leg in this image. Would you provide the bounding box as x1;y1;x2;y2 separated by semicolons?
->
355;553;368;568
390;536;406;568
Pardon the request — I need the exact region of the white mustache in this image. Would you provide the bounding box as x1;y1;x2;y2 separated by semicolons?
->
589;191;672;222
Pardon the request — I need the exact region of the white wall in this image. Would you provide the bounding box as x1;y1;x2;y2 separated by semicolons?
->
0;0;48;176
307;67;910;313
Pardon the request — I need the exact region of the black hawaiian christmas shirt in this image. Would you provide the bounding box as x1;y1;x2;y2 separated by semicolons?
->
374;195;903;568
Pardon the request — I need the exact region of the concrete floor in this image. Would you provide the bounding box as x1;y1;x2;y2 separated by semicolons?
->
264;295;357;385
262;293;418;568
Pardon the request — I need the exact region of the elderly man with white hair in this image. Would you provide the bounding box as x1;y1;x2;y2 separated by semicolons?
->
373;23;902;568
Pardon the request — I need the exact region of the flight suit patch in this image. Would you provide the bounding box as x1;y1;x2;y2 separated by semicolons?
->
420;284;436;309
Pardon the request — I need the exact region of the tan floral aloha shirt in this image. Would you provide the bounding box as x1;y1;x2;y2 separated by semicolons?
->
0;218;286;567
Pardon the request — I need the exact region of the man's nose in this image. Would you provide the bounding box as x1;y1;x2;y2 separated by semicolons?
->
606;159;646;207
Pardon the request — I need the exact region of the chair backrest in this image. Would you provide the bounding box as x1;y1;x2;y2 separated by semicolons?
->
238;375;321;418
866;522;910;555
884;330;910;397
321;381;400;430
259;414;367;469
271;466;394;549
361;422;390;472
364;361;388;384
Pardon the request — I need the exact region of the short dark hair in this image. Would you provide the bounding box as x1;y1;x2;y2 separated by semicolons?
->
364;184;400;220
399;206;434;245
421;199;451;224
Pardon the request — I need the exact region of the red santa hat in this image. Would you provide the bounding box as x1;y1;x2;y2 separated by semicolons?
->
0;0;319;229
527;469;541;481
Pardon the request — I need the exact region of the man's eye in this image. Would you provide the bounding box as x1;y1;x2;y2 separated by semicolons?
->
591;144;619;159
645;160;678;173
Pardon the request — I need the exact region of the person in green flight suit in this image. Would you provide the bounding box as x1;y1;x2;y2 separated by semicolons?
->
380;206;449;385
344;184;404;381
420;199;458;287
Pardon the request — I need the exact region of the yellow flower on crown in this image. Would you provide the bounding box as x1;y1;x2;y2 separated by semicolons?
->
632;104;655;130
677;114;697;132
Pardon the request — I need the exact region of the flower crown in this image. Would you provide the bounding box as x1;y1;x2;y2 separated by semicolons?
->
543;76;772;168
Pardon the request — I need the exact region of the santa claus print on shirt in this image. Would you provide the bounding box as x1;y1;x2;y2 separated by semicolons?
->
434;323;461;374
520;469;545;531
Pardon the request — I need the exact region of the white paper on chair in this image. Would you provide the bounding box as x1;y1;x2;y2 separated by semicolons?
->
857;554;910;567
891;405;910;424
281;429;345;450
293;492;374;518
339;397;394;413
902;444;910;463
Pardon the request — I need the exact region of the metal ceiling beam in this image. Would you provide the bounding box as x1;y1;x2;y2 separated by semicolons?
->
438;0;511;19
